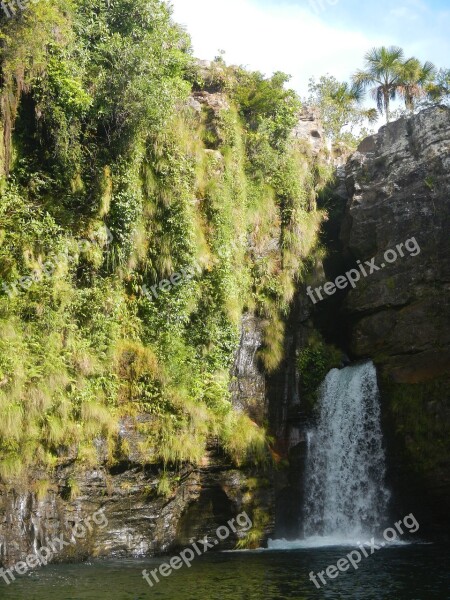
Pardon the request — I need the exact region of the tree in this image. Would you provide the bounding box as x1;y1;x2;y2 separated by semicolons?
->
308;75;378;144
397;59;436;111
353;46;405;123
233;70;301;147
426;69;450;106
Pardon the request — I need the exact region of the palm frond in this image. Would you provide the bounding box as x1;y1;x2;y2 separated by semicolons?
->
362;108;379;124
352;69;374;88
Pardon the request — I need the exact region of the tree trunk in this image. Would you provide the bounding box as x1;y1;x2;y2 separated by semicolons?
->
384;90;390;123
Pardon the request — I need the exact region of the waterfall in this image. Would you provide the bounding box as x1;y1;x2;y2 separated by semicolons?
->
303;361;390;541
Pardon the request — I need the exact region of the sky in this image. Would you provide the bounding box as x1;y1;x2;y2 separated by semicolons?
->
170;0;449;102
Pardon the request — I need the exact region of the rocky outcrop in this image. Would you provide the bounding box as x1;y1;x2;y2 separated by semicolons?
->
293;107;329;154
0;463;200;567
2;103;448;570
267;295;313;540
0;304;274;568
0;447;273;567
0;311;274;567
231;313;266;424
341;106;450;384
335;106;450;538
271;106;450;540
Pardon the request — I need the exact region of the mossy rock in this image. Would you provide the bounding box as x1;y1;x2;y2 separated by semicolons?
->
381;375;450;477
297;335;342;413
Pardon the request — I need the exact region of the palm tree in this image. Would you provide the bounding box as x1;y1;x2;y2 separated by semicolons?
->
398;59;436;111
329;81;379;124
330;81;364;105
353;46;405;123
426;68;450;104
329;81;365;111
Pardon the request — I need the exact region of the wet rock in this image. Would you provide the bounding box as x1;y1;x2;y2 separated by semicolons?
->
0;449;274;567
336;106;450;538
230;313;266;424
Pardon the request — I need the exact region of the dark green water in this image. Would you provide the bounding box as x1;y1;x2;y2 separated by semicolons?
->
1;544;448;600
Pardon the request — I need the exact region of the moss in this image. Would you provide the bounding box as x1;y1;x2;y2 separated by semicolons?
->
62;476;81;502
297;334;342;413
235;507;270;550
244;477;271;490
382;376;450;476
385;277;396;290
156;472;174;499
220;413;269;467
424;176;435;191
33;478;52;501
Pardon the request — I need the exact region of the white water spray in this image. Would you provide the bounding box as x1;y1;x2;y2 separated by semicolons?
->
303;361;390;541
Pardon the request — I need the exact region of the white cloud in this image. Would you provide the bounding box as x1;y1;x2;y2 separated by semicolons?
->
170;0;388;97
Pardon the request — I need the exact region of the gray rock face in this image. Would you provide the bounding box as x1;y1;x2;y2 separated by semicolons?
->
293;107;329;154
231;313;266;424
0;450;273;568
0;461;202;568
336;106;450;537
341;106;450;383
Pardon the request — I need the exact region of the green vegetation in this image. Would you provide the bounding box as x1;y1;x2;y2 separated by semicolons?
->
353;46;445;122
235;507;270;550
353;46;409;122
396;58;436;111
309;48;448;148
235;477;272;549
426;68;450;105
382;377;450;476
0;0;330;483
297;335;342;413
308;76;378;146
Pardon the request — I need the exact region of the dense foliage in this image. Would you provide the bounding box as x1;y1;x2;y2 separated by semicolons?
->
0;0;328;482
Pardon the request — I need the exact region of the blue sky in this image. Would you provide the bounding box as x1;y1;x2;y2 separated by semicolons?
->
170;0;449;100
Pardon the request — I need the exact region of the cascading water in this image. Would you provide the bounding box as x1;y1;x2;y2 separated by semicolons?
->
303;360;390;542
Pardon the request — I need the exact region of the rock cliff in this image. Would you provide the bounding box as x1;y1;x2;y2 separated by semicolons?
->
328;106;450;537
268;106;450;539
1;106;448;569
341;106;450;384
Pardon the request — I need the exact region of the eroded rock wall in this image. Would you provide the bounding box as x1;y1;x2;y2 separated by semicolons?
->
0;448;273;567
339;106;450;537
341;106;450;383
